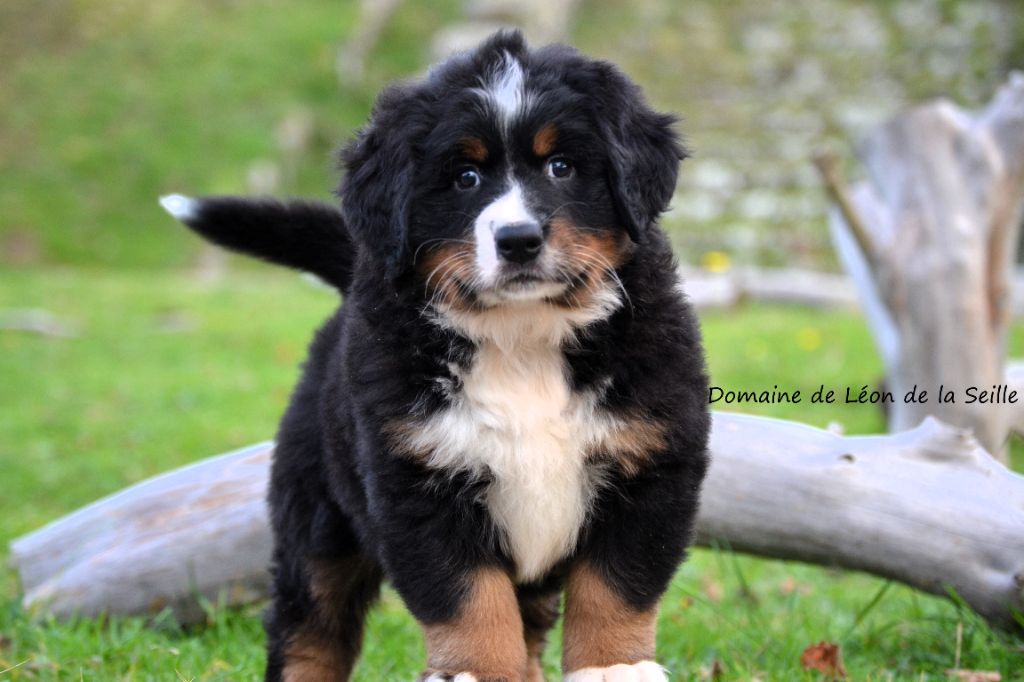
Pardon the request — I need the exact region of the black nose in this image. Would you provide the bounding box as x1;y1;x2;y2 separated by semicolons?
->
495;222;543;264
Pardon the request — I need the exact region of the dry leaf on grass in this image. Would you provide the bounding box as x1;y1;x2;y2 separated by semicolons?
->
800;641;847;679
701;577;724;603
697;659;725;681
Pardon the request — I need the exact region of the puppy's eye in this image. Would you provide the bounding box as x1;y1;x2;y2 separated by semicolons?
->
546;157;573;179
454;167;481;191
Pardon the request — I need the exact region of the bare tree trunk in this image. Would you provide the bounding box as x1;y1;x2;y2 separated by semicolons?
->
11;413;1024;629
817;72;1024;460
335;0;404;84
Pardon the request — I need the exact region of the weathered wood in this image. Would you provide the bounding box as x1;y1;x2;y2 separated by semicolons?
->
823;72;1024;460
11;414;1024;629
683;265;1024;317
698;413;1024;630
680;266;858;310
11;443;273;624
335;0;404;83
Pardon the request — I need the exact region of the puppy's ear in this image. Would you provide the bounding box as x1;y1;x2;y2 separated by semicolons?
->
338;87;420;280
594;64;687;242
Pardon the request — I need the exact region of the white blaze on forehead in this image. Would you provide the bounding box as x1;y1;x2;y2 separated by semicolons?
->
473;183;533;280
478;51;529;130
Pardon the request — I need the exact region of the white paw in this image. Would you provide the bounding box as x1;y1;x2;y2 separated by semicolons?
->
159;194;199;221
564;661;668;682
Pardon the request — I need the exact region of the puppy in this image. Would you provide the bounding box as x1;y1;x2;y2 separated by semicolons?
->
162;30;710;682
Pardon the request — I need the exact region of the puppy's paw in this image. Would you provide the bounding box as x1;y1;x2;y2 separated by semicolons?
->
563;661;668;682
421;671;511;682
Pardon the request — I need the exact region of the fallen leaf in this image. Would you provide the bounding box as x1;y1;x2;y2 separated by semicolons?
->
702;577;724;603
697;659;725;681
945;670;1001;682
779;576;812;596
800;641;847;679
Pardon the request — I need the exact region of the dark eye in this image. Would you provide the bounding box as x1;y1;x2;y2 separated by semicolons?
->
455;167;481;191
546;156;573;179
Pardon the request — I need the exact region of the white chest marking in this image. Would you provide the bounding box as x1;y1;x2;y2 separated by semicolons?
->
416;340;606;581
410;295;624;581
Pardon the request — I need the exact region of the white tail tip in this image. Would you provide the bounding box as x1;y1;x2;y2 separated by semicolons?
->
159;194;199;221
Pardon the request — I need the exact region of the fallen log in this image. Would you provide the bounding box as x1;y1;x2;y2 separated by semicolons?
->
681;264;1024;318
10;413;1024;629
680;266;858;310
11;444;274;625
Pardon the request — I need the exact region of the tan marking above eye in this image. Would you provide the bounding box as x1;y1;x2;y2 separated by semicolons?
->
533;124;558;157
460;137;489;163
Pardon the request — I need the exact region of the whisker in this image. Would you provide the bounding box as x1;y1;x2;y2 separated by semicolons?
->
412;238;475;265
571;243;634;315
540;201;587;224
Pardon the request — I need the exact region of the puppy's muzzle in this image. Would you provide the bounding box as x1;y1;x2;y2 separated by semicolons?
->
495;221;543;264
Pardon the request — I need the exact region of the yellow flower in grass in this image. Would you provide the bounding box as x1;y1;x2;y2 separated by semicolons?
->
701;250;732;273
797;327;821;351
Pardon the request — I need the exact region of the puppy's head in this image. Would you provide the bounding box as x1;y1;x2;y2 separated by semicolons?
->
339;30;685;313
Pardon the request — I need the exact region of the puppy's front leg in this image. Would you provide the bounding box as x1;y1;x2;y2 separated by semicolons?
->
561;562;664;682
419;566;527;682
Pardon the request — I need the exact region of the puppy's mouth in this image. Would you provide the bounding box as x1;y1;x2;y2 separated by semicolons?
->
504;269;546;286
420;244;581;310
480;263;569;302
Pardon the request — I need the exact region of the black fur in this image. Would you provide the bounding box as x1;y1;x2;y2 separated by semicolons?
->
167;30;710;681
176;196;354;291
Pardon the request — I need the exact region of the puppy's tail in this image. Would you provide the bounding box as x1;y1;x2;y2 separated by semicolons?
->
159;194;354;293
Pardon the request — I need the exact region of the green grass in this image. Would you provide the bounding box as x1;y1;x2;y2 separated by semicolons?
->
0;0;459;269
3;0;1023;677
6;0;1017;273
2;268;1023;680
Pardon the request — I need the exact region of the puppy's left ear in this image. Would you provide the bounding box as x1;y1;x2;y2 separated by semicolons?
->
338;86;420;279
594;64;688;242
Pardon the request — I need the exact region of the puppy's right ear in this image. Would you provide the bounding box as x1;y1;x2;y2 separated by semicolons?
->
338;86;421;280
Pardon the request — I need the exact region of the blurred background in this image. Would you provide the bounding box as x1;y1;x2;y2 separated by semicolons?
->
3;1;1024;679
2;0;1021;271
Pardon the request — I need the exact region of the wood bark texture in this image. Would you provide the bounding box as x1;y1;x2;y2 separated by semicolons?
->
822;72;1024;459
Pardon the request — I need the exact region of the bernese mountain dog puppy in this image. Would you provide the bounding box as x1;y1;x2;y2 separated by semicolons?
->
161;30;709;682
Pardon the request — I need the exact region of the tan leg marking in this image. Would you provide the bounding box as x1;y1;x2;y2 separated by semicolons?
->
422;567;528;681
282;629;348;682
561;563;658;673
281;557;380;682
532;124;558;157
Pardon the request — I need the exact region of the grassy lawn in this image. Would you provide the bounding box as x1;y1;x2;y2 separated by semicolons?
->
2;267;1022;680
3;0;1023;678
